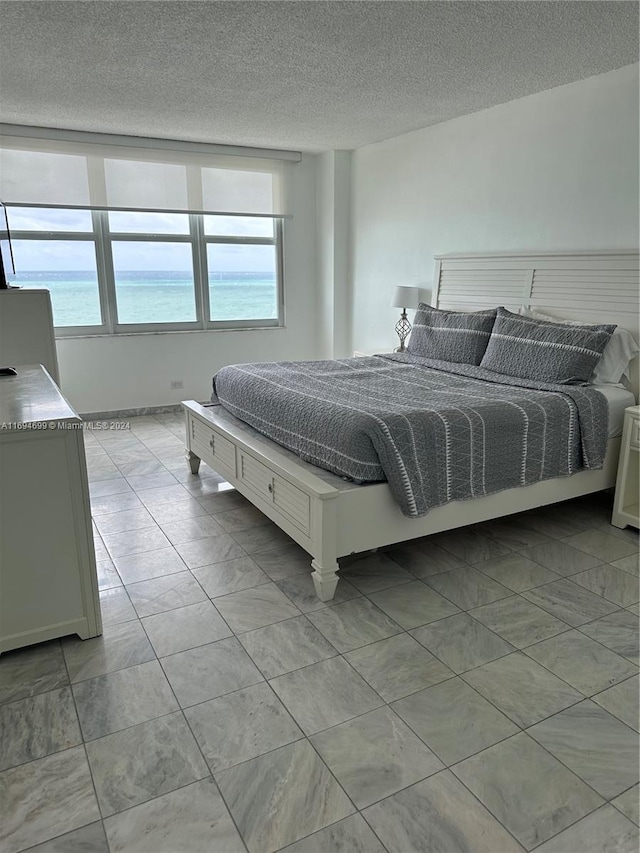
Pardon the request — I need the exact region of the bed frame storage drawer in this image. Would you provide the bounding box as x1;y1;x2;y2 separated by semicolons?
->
238;450;311;534
189;414;237;481
272;477;311;532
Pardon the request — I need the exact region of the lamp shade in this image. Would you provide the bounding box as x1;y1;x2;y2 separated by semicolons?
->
391;285;420;309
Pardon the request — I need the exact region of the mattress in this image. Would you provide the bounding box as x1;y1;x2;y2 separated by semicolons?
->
594;385;636;437
212;354;610;518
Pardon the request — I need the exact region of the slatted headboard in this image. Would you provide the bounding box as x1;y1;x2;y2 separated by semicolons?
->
433;251;640;397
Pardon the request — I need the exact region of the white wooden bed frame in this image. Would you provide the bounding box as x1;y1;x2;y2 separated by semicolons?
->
183;251;639;600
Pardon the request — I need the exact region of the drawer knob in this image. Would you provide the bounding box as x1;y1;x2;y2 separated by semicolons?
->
209;437;215;450
268;482;273;493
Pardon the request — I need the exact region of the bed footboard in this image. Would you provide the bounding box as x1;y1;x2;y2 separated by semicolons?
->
183;400;342;599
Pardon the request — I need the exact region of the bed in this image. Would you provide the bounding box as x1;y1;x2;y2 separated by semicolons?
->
183;251;639;600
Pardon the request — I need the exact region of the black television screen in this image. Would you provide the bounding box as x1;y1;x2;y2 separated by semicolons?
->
0;201;16;289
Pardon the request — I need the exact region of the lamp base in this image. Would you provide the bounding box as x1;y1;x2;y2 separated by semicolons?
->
394;309;412;353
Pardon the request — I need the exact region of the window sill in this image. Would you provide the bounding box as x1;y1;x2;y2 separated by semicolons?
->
56;325;286;340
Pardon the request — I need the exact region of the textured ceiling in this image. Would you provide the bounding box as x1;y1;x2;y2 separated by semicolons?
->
0;1;637;152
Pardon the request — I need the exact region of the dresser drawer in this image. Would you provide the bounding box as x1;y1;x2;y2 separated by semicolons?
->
630;417;640;450
238;451;310;533
190;416;236;480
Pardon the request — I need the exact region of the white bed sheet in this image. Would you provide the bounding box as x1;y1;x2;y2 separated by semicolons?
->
593;384;636;437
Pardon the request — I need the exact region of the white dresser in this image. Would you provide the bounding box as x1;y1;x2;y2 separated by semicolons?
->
0;365;101;654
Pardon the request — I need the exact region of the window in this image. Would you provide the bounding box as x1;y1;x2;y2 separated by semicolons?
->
111;241;197;324
10;208;102;331
0;128;297;333
207;245;278;322
6;206;284;334
204;216;278;322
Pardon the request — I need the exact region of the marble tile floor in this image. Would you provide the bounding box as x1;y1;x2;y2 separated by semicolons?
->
0;412;639;852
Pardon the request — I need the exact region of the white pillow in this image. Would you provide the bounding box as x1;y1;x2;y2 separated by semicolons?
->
516;306;639;385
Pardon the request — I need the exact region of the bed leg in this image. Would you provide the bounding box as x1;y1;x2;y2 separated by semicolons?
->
186;449;201;475
311;559;339;602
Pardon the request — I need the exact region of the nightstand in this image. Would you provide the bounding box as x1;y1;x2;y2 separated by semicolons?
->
612;405;640;530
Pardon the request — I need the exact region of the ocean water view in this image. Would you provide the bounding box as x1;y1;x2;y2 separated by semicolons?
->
12;271;278;326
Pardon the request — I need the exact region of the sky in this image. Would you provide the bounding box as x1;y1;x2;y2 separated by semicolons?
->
6;207;276;273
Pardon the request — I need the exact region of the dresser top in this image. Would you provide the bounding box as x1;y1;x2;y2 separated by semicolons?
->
0;365;79;426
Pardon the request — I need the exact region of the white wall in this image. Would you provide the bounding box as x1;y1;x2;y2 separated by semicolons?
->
350;64;640;354
57;154;319;413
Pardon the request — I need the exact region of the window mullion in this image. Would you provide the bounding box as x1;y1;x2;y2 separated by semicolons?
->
93;209;117;332
9;231;95;241
191;213;209;329
204;235;275;246
276;218;285;326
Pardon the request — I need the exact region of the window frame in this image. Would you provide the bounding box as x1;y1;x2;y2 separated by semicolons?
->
7;205;285;336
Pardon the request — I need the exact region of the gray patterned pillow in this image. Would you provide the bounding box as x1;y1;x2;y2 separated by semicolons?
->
407;305;497;364
480;307;616;384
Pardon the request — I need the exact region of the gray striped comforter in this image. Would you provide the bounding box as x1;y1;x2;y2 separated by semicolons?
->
211;353;609;518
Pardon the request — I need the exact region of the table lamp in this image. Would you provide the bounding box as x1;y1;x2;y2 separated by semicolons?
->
391;286;420;352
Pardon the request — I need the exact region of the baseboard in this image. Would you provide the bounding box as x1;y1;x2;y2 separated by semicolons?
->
79;403;183;420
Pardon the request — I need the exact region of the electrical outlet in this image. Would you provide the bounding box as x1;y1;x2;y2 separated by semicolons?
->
170;380;184;390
